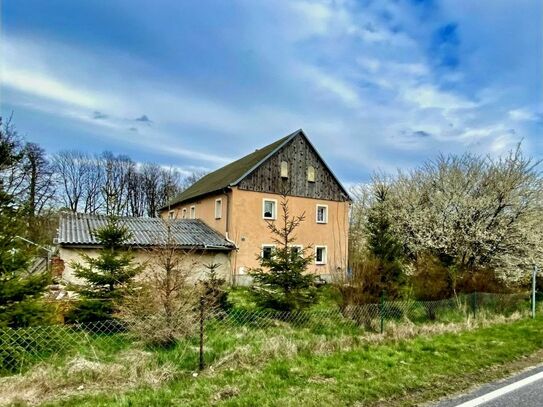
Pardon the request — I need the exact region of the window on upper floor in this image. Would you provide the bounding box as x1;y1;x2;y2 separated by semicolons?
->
168;210;175;220
316;204;328;224
182;208;187;219
215;199;222;219
280;160;289;178
315;246;327;265
307;165;315;182
190;206;196;219
263;199;277;220
262;244;276;260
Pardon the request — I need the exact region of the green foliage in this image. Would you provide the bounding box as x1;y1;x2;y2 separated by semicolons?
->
365;183;406;300
200;262;231;312
0;123;51;328
66;216;143;323
250;196;317;312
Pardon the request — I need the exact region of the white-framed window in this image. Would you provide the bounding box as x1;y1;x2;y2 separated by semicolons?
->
315;246;327;265
215;199;222;219
262;199;277;220
261;244;276;260
168;210;175;220
280;160;289;178
316;204;328;224
190;206;196;219
307;165;316;182
290;244;303;258
182;208;187;219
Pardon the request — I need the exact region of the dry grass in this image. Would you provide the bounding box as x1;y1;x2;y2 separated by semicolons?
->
0;350;176;406
0;311;528;406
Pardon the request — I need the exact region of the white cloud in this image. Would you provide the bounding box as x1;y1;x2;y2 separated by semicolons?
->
2;68;100;108
508;108;538;122
406;85;477;110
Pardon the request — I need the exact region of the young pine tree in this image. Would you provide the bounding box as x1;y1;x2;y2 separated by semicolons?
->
1;119;51;327
250;196;317;312
365;181;406;300
0;191;51;327
67;216;143;323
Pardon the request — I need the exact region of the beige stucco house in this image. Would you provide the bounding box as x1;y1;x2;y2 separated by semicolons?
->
160;129;351;282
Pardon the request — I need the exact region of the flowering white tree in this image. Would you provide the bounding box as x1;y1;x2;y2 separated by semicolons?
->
386;146;543;284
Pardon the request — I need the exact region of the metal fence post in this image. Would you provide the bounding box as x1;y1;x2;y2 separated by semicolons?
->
471;292;477;318
532;265;538;319
199;295;205;371
380;291;385;334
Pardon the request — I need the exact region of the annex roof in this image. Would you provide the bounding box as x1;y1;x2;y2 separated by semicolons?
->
57;213;235;250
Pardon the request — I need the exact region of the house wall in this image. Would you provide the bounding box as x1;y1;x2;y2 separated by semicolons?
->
162;191;230;236
58;246;231;285
228;187;350;280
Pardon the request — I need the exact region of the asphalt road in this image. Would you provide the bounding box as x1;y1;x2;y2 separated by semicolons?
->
434;365;543;407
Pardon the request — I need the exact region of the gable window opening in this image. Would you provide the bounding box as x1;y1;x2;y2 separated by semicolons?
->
316;204;328;224
307;165;315;183
215;199;222;219
263;199;277;220
280;160;289;178
182;208;187;219
315;246;327;265
190;206;196;219
262;245;276;260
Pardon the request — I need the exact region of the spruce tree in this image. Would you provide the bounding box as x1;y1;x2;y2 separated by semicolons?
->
0;119;50;327
250;196;317;312
365;182;405;299
67;216;143;323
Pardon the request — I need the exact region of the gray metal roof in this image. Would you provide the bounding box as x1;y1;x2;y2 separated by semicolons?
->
57;213;235;250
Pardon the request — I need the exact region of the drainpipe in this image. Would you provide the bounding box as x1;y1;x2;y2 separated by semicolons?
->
224;189;236;247
223;188;238;284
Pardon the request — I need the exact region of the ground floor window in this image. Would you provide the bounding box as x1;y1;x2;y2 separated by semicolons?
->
261;244;276;260
315;246;327;265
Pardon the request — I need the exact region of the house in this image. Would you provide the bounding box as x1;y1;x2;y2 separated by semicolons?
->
55;213;235;284
160;129;351;282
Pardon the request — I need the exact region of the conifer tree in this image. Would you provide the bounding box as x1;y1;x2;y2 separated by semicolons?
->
250;196;317;312
365;181;406;299
67;216;143;322
0;119;50;327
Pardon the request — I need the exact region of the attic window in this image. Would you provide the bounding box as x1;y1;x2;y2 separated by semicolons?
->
307;166;316;182
280;161;289;178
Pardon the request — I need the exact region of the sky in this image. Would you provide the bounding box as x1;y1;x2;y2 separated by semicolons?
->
1;0;542;185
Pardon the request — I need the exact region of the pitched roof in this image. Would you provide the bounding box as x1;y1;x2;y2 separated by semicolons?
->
163;129;349;208
56;213;235;250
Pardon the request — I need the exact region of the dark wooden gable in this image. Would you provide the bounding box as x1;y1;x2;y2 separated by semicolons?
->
237;133;349;202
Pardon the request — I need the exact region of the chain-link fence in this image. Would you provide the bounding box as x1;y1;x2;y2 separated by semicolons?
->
0;292;534;377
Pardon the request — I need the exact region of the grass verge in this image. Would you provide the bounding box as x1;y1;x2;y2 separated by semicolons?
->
4;314;541;407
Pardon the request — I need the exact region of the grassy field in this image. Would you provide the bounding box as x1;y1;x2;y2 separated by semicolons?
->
2;312;543;407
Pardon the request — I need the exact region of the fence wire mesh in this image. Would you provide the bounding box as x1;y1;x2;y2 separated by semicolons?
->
0;292;534;376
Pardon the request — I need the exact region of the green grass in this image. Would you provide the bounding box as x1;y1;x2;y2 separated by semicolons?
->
39;316;543;407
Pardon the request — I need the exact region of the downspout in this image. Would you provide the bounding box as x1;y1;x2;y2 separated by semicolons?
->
223;188;238;284
224;188;236;247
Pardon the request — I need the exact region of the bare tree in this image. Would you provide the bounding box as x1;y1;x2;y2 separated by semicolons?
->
22;142;56;217
100;151;134;216
119;220;199;346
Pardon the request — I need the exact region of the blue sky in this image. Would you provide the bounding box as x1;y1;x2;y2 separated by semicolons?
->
1;0;541;184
